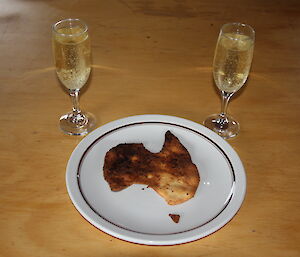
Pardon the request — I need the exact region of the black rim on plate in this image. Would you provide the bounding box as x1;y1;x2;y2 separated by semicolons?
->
75;121;236;236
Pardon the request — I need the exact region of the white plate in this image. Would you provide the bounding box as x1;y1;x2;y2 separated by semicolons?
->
66;115;246;245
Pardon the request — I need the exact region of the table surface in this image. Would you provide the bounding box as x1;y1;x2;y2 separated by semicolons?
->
1;0;300;256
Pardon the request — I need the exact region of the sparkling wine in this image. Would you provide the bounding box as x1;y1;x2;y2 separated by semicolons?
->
53;27;91;90
213;33;254;93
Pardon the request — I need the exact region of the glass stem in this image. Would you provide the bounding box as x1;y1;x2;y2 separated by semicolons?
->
220;91;234;118
69;90;81;114
215;91;234;130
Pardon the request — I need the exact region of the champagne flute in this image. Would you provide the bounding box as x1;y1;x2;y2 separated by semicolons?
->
204;23;255;139
52;18;96;136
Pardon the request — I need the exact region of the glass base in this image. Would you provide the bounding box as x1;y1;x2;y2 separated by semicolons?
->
204;113;240;139
59;111;96;136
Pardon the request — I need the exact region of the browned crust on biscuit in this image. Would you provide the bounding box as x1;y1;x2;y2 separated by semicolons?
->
103;131;200;205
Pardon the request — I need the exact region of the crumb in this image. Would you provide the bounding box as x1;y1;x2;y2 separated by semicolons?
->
169;214;180;223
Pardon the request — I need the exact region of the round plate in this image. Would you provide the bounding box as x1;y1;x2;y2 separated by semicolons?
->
66;115;246;245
